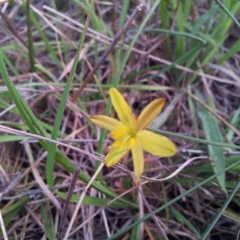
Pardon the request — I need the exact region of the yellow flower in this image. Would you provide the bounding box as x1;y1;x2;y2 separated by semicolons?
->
91;88;177;183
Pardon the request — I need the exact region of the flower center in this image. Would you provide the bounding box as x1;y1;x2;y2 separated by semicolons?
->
111;125;136;149
111;125;128;140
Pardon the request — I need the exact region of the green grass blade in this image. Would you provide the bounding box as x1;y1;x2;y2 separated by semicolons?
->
196;93;226;192
1;196;29;235
200;178;240;240
25;0;35;72
41;204;56;239
214;0;240;28
159;0;171;59
226;106;240;143
57;191;138;208
46;0;94;189
188;88;199;138
138;28;206;44
45;75;72;188
0;135;30;143
130;215;141;240
171;0;185;59
223;209;240;224
171;207;200;237
119;0;130;29
219;40;240;64
2;51;19;75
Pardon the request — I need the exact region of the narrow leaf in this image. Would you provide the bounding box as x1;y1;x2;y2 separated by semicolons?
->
196;93;226;192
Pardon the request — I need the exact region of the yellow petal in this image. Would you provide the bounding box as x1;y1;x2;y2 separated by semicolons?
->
137;130;177;157
109;88;136;129
136;98;165;130
91;115;122;131
105;144;129;166
131;140;144;184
